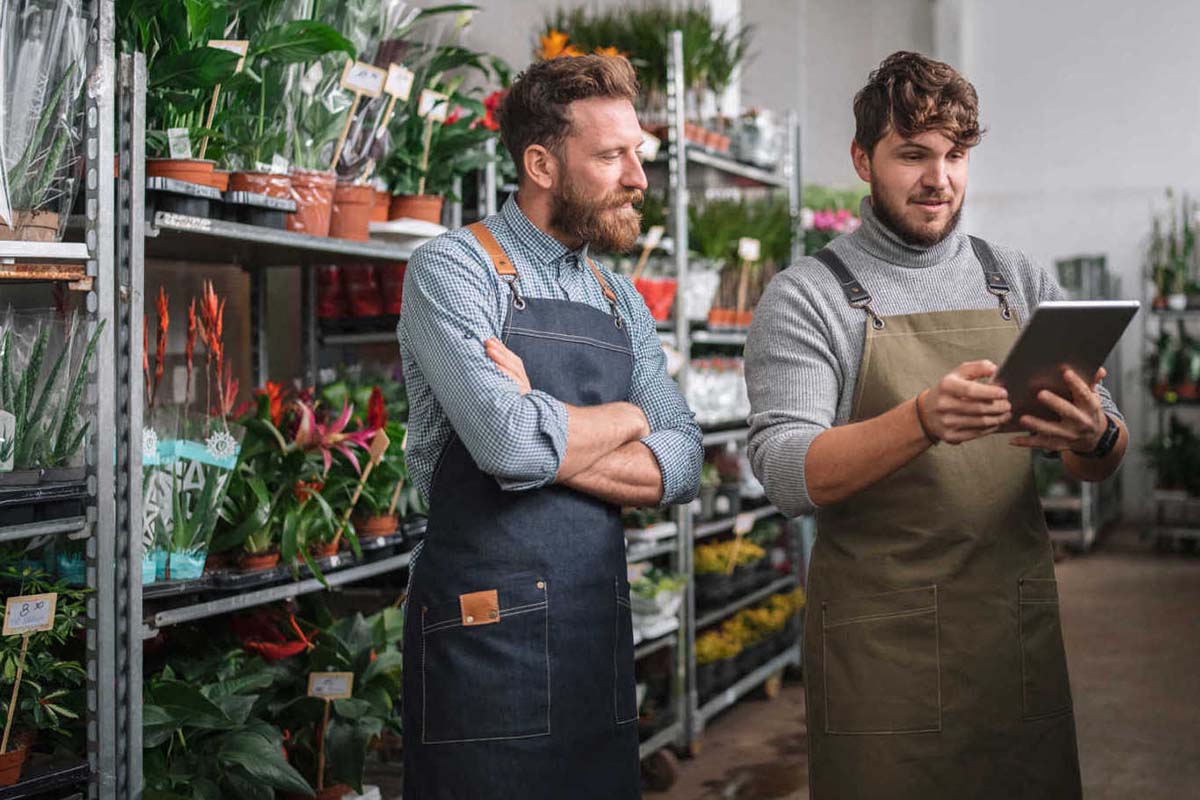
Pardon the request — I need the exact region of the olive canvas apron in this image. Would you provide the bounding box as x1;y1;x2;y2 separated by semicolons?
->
803;239;1082;799
401;222;641;799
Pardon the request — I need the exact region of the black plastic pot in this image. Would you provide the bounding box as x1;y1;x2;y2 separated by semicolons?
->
42;466;86;483
221;191;296;229
695;572;733;608
0;470;40;487
146;176;222;219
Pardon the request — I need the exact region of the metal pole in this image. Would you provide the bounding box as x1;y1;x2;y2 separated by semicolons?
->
786;111;803;264
484;138;498;217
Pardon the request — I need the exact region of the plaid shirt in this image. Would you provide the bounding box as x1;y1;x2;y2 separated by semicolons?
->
399;195;702;506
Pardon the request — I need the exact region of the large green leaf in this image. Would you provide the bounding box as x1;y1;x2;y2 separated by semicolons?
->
142;703;179;748
218;731;314;795
250;21;354;64
151;47;240;90
149;679;231;729
324;717;382;793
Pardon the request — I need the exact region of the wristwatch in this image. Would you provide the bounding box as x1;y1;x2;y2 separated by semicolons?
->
1072;414;1120;459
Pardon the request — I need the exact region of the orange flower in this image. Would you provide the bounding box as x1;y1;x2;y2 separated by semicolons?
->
538;29;581;60
185;298;197;389
594;46;626;57
256;381;286;426
153;287;169;406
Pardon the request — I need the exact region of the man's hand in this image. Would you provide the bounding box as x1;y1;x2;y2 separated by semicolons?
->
486;338;531;395
917;360;1012;444
1011;367;1107;453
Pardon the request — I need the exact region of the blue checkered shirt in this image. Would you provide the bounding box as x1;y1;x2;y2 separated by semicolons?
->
399;195;702;506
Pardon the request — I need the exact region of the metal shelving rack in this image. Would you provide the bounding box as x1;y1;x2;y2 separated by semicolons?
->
0;2;117;797
652;30;809;750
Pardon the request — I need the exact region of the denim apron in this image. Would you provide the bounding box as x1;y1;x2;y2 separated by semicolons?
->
803;238;1082;799
402;222;641;799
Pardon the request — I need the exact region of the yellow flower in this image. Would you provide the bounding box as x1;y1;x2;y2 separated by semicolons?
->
538;30;583;60
594;46;627;58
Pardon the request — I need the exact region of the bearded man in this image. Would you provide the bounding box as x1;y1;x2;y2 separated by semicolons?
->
746;51;1126;798
398;54;701;799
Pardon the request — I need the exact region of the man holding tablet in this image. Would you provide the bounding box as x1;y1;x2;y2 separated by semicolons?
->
746;51;1126;799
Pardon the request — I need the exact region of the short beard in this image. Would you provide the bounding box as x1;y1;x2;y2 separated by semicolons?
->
549;170;643;254
871;185;963;248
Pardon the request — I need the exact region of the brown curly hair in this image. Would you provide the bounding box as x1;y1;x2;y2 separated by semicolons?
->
854;51;983;155
499;55;639;180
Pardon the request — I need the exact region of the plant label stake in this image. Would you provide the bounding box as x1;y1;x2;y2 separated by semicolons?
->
332;429;390;549
308;672;354;791
725;513;755;576
1;593;56;754
631;225;665;281
735;237;761;318
416;89;450;196
384;427;410;517
332;60;387;171
199;40;249;160
374;64;415;140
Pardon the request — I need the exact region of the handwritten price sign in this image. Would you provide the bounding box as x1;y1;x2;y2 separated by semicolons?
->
340;60;387;98
738;237;761;263
385;64;415;101
3;593;57;636
733;513;755;536
307;671;355;700
418;89;450;123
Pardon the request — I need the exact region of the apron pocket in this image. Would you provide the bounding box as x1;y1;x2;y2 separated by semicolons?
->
614;579;638;725
1019;578;1073;720
420;575;551;744
822;585;942;735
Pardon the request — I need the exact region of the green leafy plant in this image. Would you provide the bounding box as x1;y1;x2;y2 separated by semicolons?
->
142;658;313;800
0;314;105;470
5;64;84;214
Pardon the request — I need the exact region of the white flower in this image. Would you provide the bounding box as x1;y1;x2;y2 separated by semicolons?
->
142;427;159;459
205;430;238;461
800;207;815;231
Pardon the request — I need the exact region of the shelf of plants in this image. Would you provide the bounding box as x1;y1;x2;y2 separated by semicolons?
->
696;575;799;630
0;0;118;795
697;644;802;726
1144;191;1200;550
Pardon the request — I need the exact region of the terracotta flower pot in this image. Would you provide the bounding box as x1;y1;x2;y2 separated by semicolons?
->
329;182;376;241
286;169;337;237
0;210;60;242
704;129;723;150
0;743;28;787
355;514;399;536
209;170;231;192
230;171;293;199
734;309;754;328
370;189;391;223
388;194;444;225
239;550;281;572
146;158;216;187
204;551;233;571
309;540;340;558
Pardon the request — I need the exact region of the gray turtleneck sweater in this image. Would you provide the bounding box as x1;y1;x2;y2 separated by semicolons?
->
744;198;1121;518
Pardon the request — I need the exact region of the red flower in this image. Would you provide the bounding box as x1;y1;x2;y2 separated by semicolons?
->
213;373;239;418
185;298;197;400
479;89;505;132
257;381;286;426
444;107;464;126
244;640;309;661
366;387;387;431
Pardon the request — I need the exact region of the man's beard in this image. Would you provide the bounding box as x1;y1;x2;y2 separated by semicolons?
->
549;173;643;254
871;184;963;248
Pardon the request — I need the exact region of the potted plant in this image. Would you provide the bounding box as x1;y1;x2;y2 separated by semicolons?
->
629;568;687;629
1;2;87;242
695;630;740;701
0;560;87;785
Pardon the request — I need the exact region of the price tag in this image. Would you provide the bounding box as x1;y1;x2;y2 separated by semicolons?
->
270;153;290;174
167;128;192;160
307;671;355;699
642;225;665;250
0;409;14;472
385;64;415;101
208;39;249;73
734;512;755;536
639;130;661;162
418;89;450;122
3;593;57;636
738;237;761;263
340;60;387;98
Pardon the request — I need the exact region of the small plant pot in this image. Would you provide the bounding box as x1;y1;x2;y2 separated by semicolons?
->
309;540;340;558
42;466;86;483
165;550;206;580
229;171;293;199
734;309;754;329
146;158;216;187
0;210;61;242
287;169;337;237
141;553;157;585
329;182;376;241
695;572;732;608
356;514;399;536
0;743;28;786
0;469;40;487
371;189;391;223
704;129;723;150
204;551;234;571
388;194;444;225
209;170;231;192
239;550;281;572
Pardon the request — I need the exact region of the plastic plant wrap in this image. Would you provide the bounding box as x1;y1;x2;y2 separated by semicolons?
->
0;0;87;241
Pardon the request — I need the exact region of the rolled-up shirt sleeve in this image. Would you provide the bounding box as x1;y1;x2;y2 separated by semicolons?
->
616;275;703;506
402;236;568;491
745;273;841;517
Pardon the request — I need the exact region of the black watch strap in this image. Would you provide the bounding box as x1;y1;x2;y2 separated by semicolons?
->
1073;414;1119;459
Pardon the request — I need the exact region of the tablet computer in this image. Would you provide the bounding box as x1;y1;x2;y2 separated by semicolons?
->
993;300;1139;432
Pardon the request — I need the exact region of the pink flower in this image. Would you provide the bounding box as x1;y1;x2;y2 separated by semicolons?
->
293;400;375;475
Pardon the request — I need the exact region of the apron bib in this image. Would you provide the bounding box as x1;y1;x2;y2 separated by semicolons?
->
803;240;1082;799
402;223;641;799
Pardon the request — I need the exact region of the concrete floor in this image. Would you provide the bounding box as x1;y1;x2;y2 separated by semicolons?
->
647;528;1200;799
